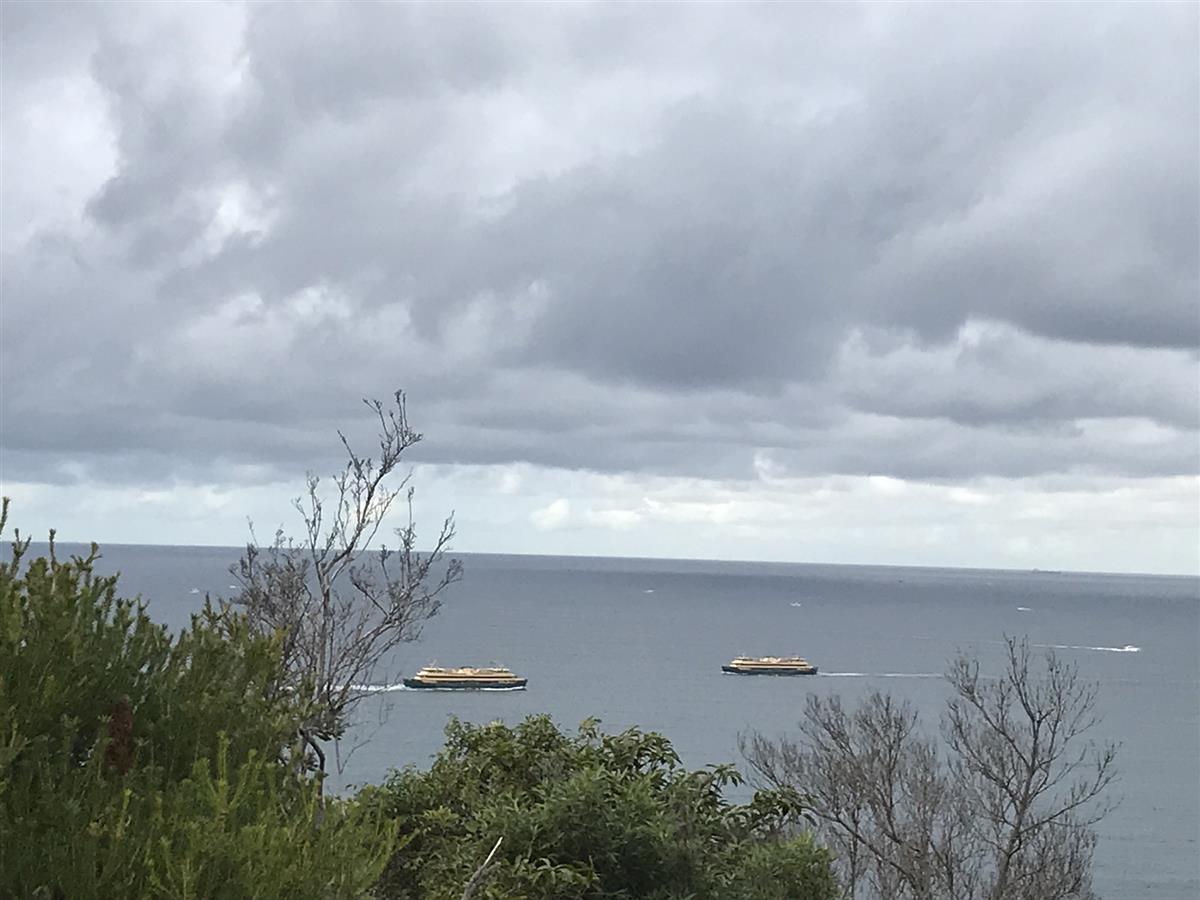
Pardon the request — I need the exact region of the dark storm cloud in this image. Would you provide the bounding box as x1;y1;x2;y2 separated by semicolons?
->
2;1;1197;490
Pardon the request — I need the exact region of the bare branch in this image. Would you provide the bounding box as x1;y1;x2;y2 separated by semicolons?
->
227;391;462;783
742;638;1114;900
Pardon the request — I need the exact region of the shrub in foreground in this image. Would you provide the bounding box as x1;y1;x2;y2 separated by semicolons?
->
0;503;394;898
368;714;838;900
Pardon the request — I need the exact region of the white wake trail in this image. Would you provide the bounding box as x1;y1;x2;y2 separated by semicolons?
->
820;672;942;678
1035;643;1141;653
348;683;407;694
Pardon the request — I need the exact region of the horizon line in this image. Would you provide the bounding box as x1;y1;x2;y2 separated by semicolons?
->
19;537;1199;581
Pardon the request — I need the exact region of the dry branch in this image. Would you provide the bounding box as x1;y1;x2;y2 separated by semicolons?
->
460;837;503;900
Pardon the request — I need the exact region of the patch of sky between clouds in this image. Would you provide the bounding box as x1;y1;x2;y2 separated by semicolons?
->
3;464;1198;576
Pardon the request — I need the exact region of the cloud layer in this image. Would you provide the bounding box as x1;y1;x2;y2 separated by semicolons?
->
2;2;1197;571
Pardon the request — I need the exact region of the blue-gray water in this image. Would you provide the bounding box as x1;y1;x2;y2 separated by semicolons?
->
38;544;1200;898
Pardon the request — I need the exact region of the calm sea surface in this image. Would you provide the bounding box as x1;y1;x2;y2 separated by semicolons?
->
35;544;1200;899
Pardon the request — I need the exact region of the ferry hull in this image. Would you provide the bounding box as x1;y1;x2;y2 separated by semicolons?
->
402;677;528;690
722;665;818;676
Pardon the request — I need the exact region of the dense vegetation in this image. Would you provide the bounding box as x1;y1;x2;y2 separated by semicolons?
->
0;502;837;898
369;715;837;899
0;501;393;898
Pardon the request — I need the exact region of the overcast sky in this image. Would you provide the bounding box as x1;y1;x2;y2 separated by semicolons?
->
2;1;1197;574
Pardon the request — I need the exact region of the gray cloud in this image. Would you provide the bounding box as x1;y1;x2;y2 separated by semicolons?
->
2;1;1197;493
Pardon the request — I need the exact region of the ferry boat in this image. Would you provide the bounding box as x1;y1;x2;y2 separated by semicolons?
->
402;665;527;690
722;656;818;676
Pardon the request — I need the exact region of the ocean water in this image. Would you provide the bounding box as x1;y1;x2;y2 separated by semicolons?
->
27;544;1200;899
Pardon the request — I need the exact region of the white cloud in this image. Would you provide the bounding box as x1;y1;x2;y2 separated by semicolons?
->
530;497;571;531
494;465;525;495
585;508;642;530
3;466;1197;575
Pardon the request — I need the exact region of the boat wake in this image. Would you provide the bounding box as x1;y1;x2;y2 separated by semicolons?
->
1016;606;1032;611
789;601;803;607
349;683;406;694
1035;643;1141;653
820;672;942;679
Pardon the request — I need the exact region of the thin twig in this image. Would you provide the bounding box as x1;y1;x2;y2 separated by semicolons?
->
460;836;503;900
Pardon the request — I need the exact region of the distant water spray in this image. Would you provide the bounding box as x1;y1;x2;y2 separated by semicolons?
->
1035;643;1141;653
819;672;942;678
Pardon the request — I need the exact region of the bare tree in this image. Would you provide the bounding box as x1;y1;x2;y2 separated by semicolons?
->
231;391;462;780
741;637;1117;900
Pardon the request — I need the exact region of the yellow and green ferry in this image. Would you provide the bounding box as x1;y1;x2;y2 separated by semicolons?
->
722;656;818;676
402;665;527;690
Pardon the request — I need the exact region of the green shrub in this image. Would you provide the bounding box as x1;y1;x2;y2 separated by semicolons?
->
0;502;394;898
368;714;838;900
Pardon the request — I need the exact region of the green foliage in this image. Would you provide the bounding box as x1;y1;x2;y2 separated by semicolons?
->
368;715;838;900
0;499;836;898
0;501;394;898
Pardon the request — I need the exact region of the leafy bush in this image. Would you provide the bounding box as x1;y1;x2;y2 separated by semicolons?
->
0;502;394;898
368;714;838;900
